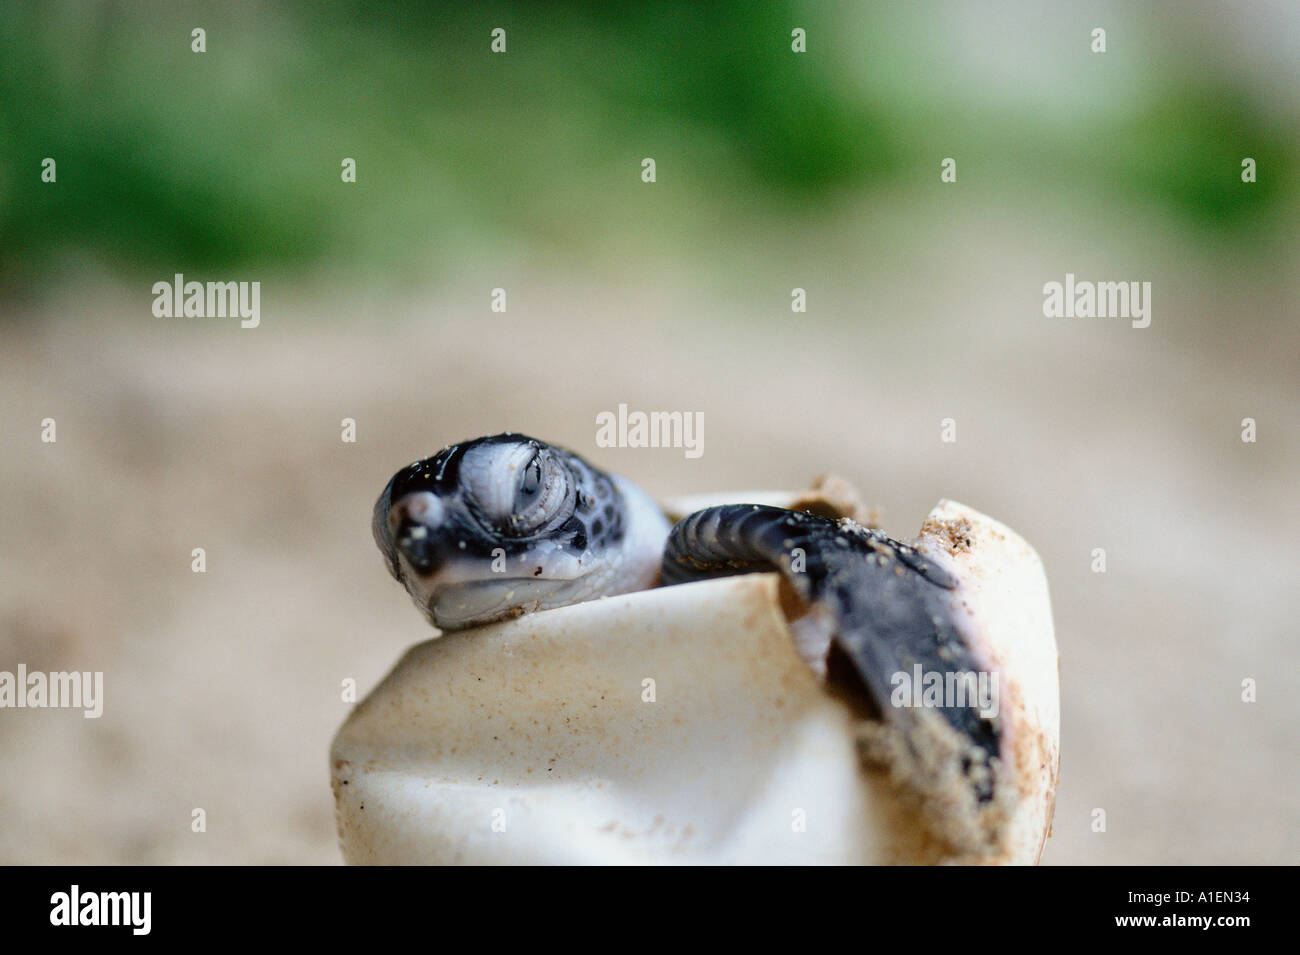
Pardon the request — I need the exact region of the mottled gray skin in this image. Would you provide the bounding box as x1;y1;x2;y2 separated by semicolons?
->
375;434;1000;801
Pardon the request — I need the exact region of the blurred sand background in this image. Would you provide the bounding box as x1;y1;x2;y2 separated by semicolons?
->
1;1;1298;863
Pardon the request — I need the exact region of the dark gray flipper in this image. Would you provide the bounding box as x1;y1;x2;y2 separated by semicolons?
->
663;504;1001;803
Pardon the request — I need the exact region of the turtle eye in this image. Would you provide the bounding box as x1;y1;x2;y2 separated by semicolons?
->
506;448;570;536
519;454;543;499
461;439;574;537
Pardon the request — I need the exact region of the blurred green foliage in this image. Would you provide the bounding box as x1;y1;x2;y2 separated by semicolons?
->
0;0;1294;293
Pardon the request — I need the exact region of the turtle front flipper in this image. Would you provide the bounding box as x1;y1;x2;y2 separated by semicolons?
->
663;504;1010;855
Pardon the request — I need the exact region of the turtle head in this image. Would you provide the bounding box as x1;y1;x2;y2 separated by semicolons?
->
373;434;668;630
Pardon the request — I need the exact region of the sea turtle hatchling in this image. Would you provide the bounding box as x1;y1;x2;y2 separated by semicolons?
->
371;433;1027;855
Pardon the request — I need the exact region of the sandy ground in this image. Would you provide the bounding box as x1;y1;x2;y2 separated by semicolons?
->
1;235;1297;863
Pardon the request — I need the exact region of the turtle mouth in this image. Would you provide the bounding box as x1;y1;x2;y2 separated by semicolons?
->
398;545;590;587
425;576;594;630
395;536;600;630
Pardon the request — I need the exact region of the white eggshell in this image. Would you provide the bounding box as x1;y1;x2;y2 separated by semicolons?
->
331;497;1058;864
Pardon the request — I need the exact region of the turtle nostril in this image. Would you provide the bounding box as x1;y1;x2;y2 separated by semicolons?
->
397;521;442;576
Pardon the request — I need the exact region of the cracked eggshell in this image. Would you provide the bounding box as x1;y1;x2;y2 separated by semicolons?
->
331;495;1058;865
915;499;1061;863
